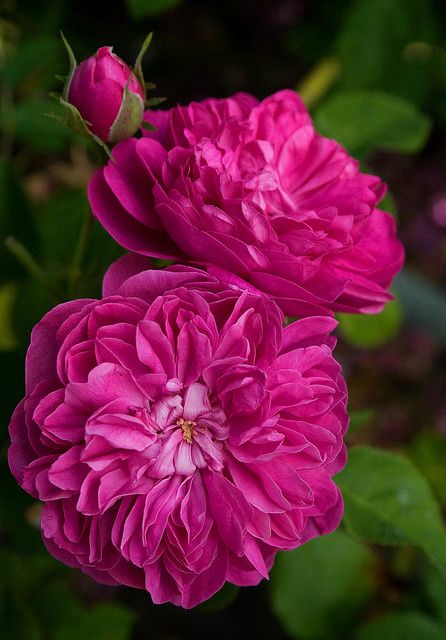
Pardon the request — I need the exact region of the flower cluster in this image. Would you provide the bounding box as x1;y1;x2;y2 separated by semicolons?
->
8;44;403;608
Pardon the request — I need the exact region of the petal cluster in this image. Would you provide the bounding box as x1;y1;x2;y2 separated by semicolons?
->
9;257;347;607
89;90;404;315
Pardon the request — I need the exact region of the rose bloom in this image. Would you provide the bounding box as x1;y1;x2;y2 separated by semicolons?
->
67;46;144;143
8;255;347;608
89;90;404;316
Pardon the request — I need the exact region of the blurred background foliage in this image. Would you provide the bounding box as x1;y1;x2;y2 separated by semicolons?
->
1;0;446;638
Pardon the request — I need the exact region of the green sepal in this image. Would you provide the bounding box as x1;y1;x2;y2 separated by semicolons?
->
108;83;145;144
141;121;156;131
60;32;77;99
46;95;111;157
145;96;166;107
134;32;153;100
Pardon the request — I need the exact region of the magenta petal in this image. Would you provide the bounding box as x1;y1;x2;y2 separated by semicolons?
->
205;470;252;555
89;170;180;259
136;320;176;378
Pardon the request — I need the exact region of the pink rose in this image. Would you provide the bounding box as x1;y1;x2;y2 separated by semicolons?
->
9;255;347;608
67;46;144;143
89;90;404;316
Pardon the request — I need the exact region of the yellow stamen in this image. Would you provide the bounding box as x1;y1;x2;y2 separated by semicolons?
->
176;417;197;444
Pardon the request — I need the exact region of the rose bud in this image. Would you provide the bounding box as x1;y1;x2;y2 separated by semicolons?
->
65;46;145;144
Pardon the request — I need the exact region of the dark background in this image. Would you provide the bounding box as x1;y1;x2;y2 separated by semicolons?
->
1;1;446;638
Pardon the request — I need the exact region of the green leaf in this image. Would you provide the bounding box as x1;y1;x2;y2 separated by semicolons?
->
314;91;431;158
270;530;376;640
337;297;402;349
126;0;182;19
14;98;72;152
336;447;446;575
410;431;446;507
55;603;135;640
357;612;446;640
336;0;435;104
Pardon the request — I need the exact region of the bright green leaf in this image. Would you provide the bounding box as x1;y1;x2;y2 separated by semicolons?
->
314;91;431;158
337;298;403;349
357;612;446;640
126;0;183;19
336;447;446;575
270;530;376;639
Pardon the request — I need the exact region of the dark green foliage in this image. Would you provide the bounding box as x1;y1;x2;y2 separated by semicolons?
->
1;0;446;639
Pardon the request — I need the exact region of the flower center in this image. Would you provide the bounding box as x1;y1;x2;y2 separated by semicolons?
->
176;417;197;444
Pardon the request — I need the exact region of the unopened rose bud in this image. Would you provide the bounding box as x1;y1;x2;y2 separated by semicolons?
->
65;46;144;144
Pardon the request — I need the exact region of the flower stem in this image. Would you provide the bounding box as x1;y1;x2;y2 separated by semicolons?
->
296;57;341;110
68;204;92;297
5;236;62;301
1;82;15;161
